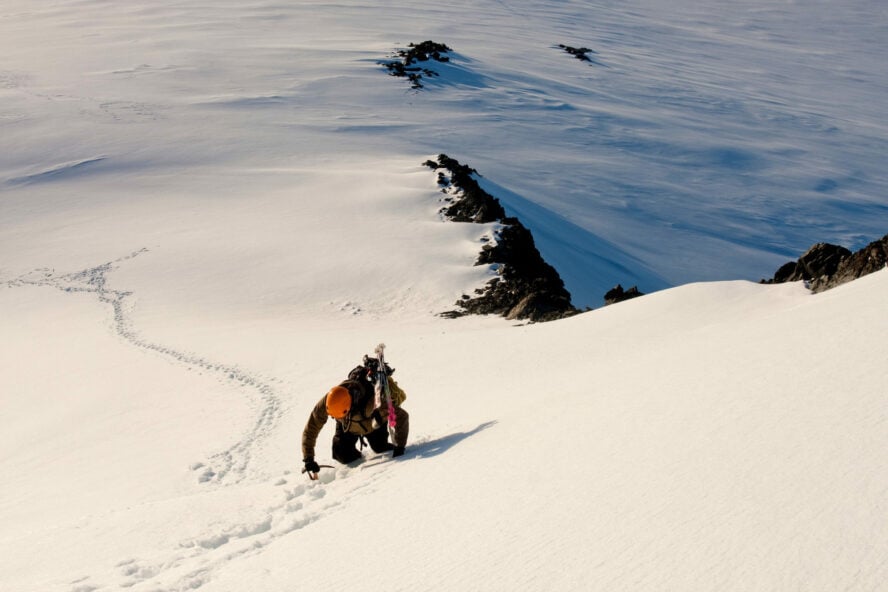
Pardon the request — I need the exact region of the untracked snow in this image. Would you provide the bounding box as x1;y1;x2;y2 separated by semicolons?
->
2;1;887;591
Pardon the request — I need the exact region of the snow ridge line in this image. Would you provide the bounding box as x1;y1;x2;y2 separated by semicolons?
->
5;249;282;486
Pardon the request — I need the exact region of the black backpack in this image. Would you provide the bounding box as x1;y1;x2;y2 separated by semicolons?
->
347;356;393;384
346;357;406;407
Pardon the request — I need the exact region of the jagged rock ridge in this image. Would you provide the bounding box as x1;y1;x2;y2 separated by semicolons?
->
763;233;888;292
424;154;579;322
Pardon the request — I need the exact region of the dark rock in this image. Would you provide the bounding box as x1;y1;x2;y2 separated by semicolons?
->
764;233;887;292
771;260;800;284
557;44;600;64
771;242;851;284
558;44;594;62
604;284;644;306
381;41;452;89
426;154;579;322
809;233;888;292
426;155;506;223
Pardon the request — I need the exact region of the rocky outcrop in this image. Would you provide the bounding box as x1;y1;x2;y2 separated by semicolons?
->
557;44;595;63
428;155;505;223
763;233;888;292
604;284;644;305
769;243;851;284
425;154;579;322
809;234;888;292
381;41;452;89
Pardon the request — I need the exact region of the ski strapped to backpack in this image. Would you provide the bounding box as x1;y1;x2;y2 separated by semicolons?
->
374;343;397;442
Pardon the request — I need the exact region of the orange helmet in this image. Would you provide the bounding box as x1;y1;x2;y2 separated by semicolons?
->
325;385;352;419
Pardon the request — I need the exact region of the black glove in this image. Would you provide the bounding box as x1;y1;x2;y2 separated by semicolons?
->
304;458;320;473
392;446;405;458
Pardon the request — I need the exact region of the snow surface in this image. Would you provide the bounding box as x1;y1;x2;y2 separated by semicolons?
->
2;1;887;590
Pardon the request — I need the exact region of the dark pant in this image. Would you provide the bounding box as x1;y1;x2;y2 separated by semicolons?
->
332;422;394;464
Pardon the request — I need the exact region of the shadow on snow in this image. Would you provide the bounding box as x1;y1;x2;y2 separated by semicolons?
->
409;421;498;459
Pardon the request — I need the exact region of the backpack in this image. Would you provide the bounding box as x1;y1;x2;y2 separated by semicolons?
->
388;377;407;407
347;358;407;407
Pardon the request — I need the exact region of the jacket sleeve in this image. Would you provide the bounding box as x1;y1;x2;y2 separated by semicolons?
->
301;396;329;460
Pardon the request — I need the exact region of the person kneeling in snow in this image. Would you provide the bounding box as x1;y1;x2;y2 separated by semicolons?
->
302;354;409;476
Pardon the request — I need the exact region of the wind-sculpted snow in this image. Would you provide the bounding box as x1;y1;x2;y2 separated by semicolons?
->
6;250;282;486
5;156;108;186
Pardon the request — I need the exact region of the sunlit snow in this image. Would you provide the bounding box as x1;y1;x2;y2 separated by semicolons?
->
2;1;887;590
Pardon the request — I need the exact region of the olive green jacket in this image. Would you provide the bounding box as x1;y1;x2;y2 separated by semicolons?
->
302;378;409;460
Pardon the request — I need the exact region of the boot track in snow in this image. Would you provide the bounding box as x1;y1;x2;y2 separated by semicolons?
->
4;249;282;486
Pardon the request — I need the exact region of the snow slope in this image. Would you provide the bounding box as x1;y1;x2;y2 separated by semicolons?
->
3;267;887;591
2;0;888;590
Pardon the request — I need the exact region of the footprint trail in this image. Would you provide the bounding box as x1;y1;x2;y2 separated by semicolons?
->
5;249;282;485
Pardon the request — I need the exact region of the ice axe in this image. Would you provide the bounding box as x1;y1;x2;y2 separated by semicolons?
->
302;464;335;480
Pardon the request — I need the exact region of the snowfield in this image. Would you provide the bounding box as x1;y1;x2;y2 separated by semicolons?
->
2;1;887;591
3;268;887;591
